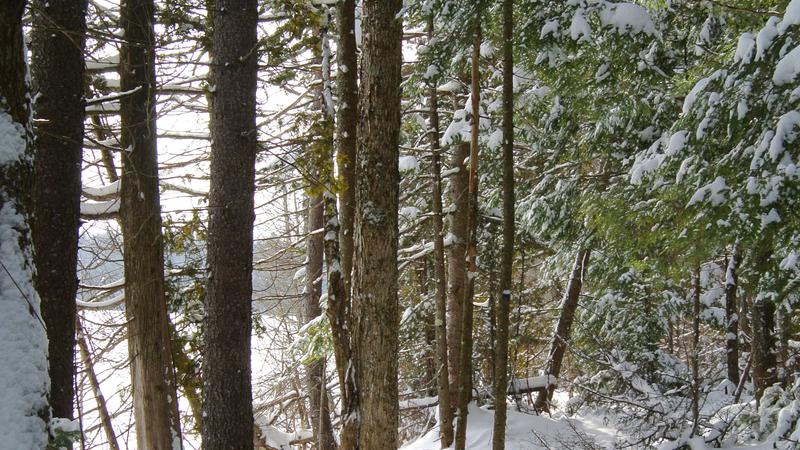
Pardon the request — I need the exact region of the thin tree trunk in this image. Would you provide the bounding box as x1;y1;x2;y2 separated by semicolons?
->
426;26;454;443
351;0;403;446
492;0;514;446
454;19;482;450
118;0;183;446
725;250;740;385
77;318;121;450
750;247;777;404
534;249;590;412
0;2;51;446
336;0;358;295
332;3;359;446
305;194;337;450
202;0;258;447
447;141;469;394
691;269;701;435
30;0;87;426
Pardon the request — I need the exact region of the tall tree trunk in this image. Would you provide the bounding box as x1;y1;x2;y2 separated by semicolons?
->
0;2;51;447
30;0;87;426
202;0;258;448
426;20;454;443
534;249;590;412
750;247;777;404
351;0;403;446
332;3;359;446
492;1;514;447
446;141;469;394
305;194;337;450
454;19;482;450
336;0;358;295
691;269;701;435
751;298;777;402
119;0;184;446
725;251;740;385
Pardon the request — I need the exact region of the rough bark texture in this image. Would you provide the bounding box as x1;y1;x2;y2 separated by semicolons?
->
427;22;454;445
202;0;258;448
455;23;482;450
492;1;514;446
446;141;469;392
534;249;590;412
118;0;183;446
305;195;337;450
691;270;701;435
30;0;87;425
0;2;51;447
351;0;403;447
336;0;358;295
331;2;359;448
725;251;740;385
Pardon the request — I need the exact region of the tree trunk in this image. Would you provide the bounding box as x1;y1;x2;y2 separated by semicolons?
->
426;19;454;443
454;20;482;450
725;251;740;385
446;140;469;394
534;249;590;412
332;2;359;448
351;0;403;446
751;297;777;402
691;269;700;435
336;0;358;295
119;0;184;446
305;194;337;450
30;0;87;426
0;2;51;447
492;1;514;447
202;0;258;448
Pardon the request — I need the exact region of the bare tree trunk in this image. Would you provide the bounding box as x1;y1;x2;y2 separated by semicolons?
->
447;141;469;394
725;251;740;385
534;249;590;412
351;0;403;446
454;19;482;450
305;194;337;450
426;26;454;443
691;269;700;435
0;2;51;446
77;318;121;450
750;247;777;404
492;1;514;446
202;0;258;448
331;2;359;448
30;0;86;427
118;0;183;446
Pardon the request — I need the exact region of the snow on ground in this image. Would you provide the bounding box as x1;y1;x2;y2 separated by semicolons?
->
401;402;618;450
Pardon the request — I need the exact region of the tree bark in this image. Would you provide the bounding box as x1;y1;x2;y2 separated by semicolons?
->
492;1;514;447
454;20;482;450
336;0;358;295
447;141;469;395
750;247;777;404
331;2;359;448
305;194;337;450
351;0;403;446
202;0;258;448
725;251;740;385
691;269;700;435
534;249;590;413
119;0;183;446
30;0;87;426
0;2;51;447
427;18;454;445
